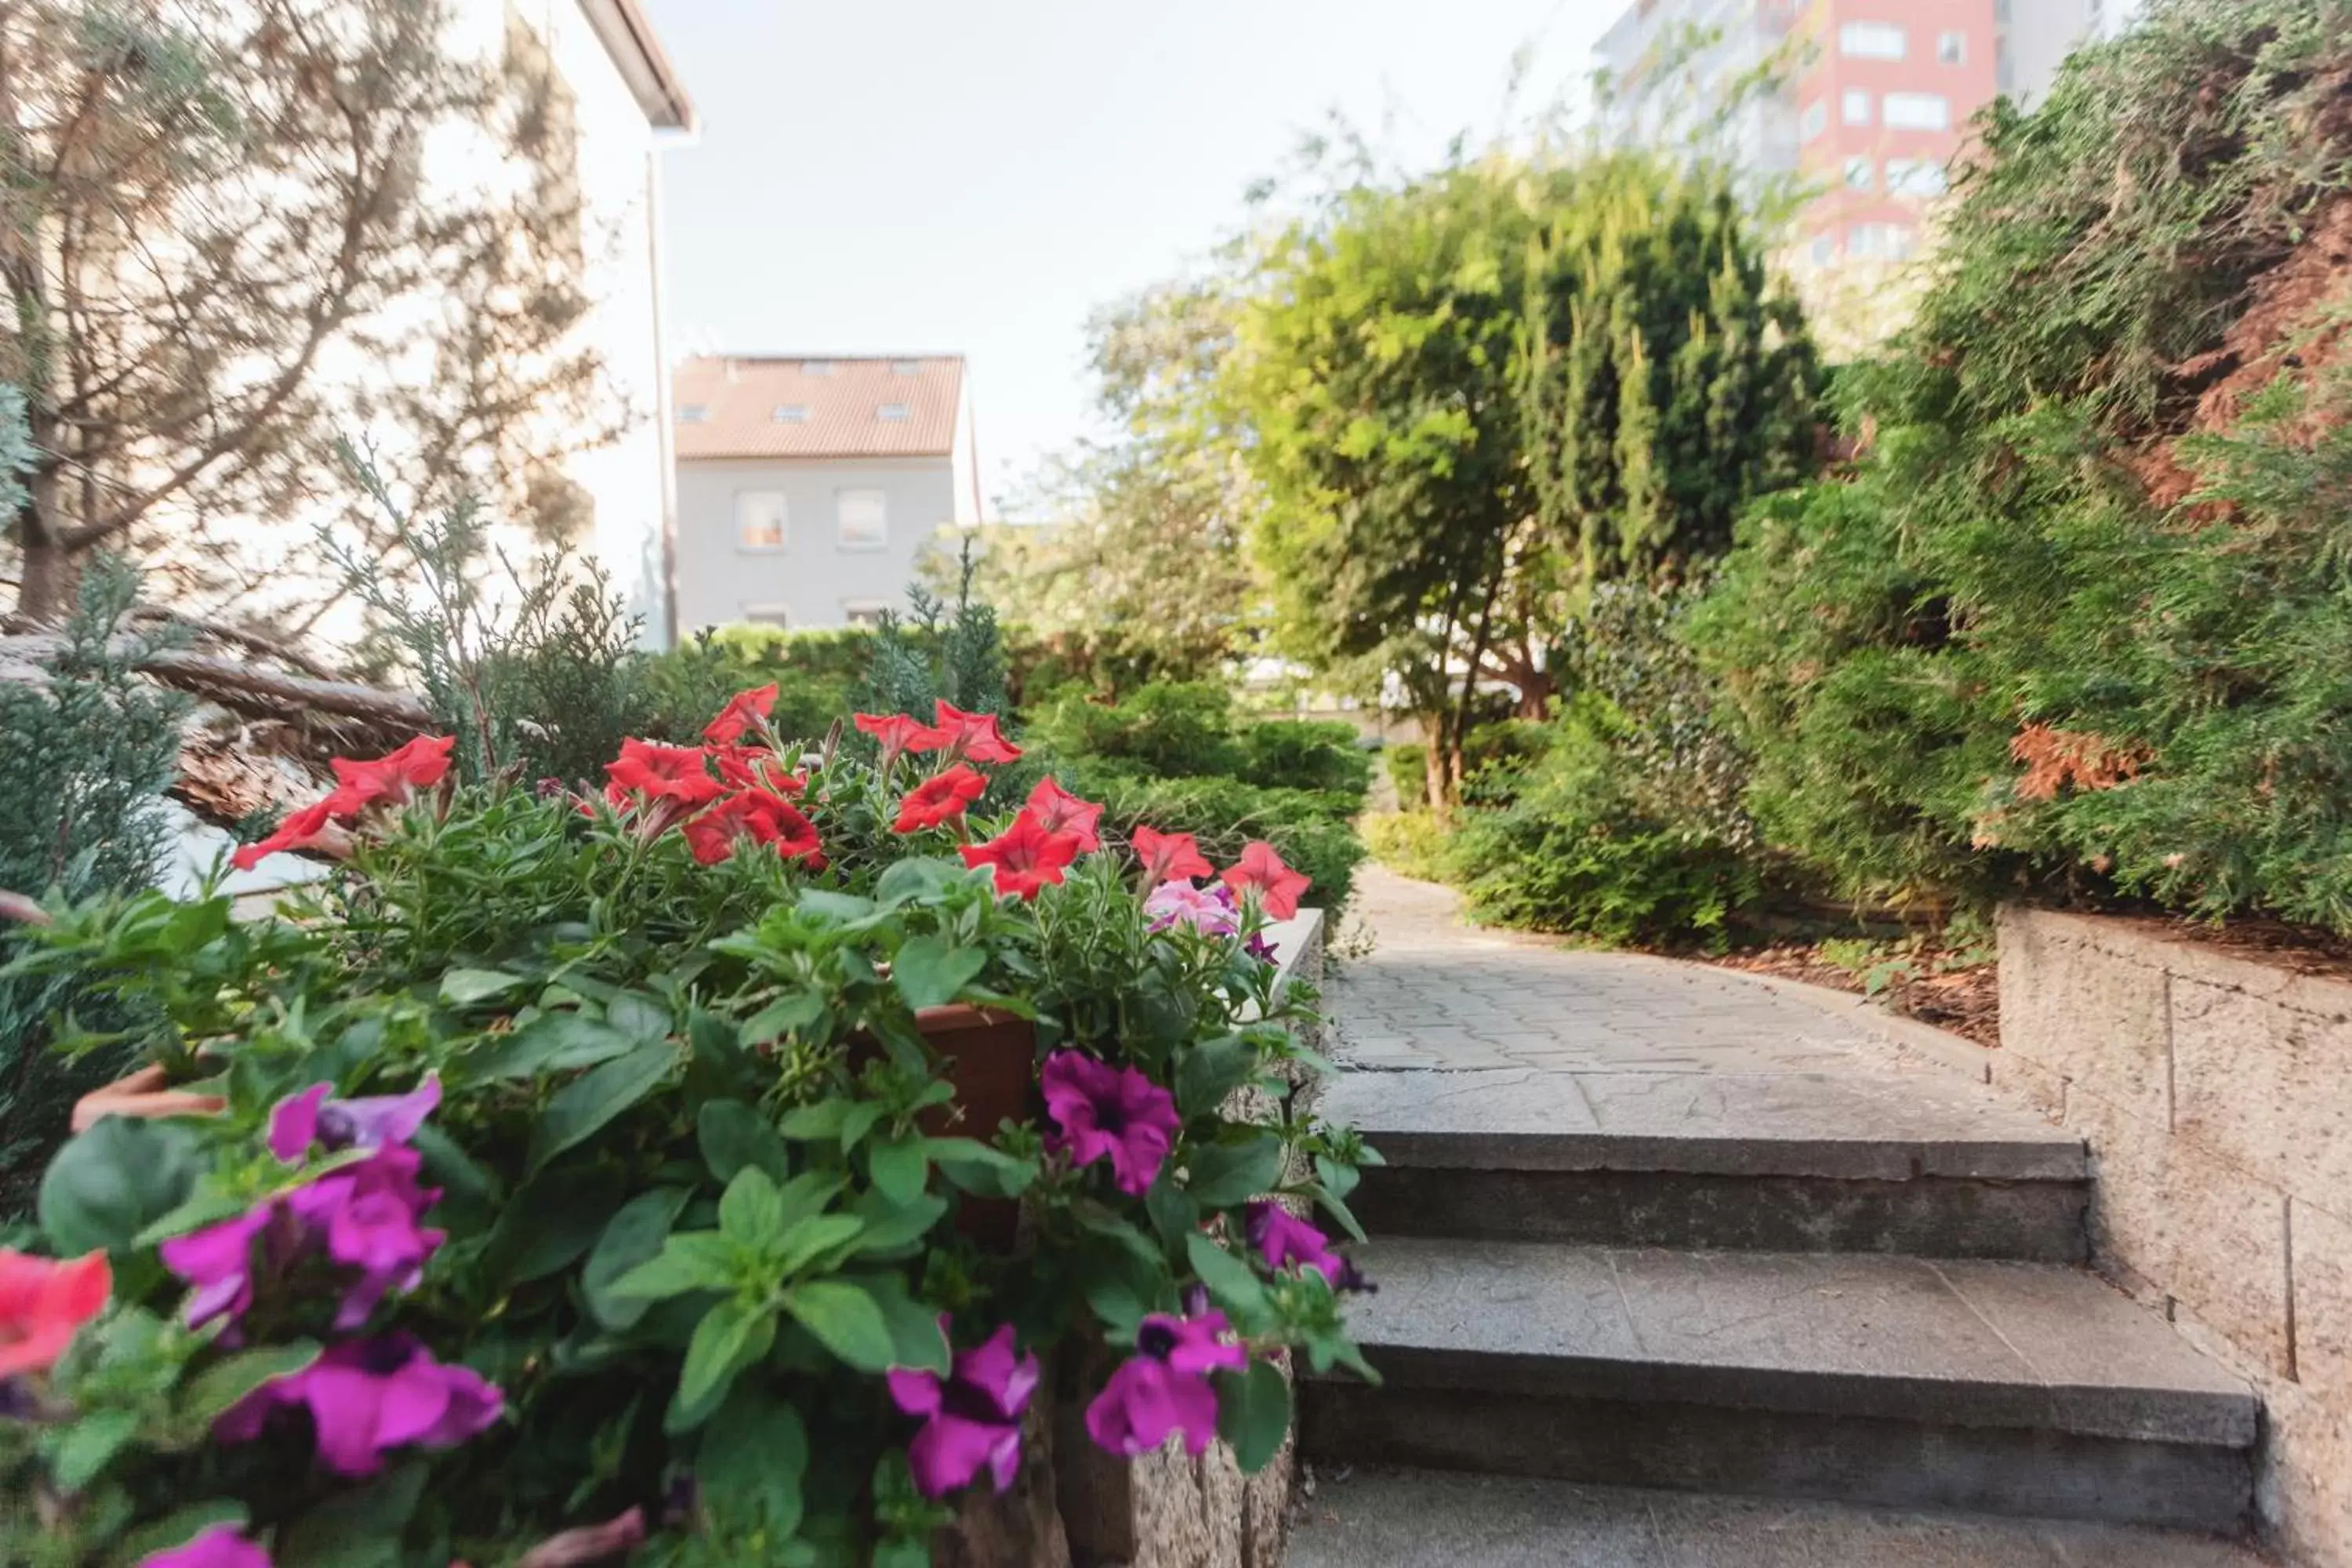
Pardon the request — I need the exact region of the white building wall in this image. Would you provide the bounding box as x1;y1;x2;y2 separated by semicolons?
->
674;457;958;634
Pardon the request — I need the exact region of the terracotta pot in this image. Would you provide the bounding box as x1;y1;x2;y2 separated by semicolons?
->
70;1063;227;1133
911;1005;1037;1249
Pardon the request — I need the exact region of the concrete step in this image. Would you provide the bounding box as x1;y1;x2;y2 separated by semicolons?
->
1301;1239;2258;1533
1290;1465;2270;1567
1323;1067;2089;1261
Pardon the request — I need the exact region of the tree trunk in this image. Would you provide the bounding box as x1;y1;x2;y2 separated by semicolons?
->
1421;711;1452;815
12;525;78;627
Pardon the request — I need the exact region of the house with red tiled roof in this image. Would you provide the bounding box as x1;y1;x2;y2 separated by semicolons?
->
668;354;975;633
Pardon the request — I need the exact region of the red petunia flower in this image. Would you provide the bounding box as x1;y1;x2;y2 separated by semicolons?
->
933;701;1022;764
855;712;947;771
1023;777;1103;852
1131;826;1210;888
712;746;807;797
961;812;1082;898
683;789;825;868
0;1247;111;1378
328;735;456;815
1220;839;1312;921
703;684;779;745
230;796;352;872
604;740;727;808
893;764;989;833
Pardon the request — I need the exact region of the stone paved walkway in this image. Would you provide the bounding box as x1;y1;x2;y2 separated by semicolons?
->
1330;866;1898;1076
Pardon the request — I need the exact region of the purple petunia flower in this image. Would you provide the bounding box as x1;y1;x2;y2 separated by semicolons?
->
1041;1051;1182;1197
217;1334;502;1476
158;1207;276;1330
887;1319;1040;1497
136;1525;273;1568
287;1145;448;1330
1245;1201;1344;1281
270;1076;442;1161
1084;1307;1249;1459
1143;879;1240;937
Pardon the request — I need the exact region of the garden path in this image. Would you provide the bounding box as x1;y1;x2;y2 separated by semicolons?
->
1293;864;2266;1566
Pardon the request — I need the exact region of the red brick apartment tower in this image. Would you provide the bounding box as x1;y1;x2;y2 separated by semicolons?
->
1788;0;1998;339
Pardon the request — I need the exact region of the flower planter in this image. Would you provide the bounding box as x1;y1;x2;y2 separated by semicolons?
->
69;1063;225;1133
912;1004;1036;1250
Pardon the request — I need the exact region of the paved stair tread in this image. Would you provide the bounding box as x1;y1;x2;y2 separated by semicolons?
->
1327;1238;2256;1446
1322;1067;2087;1181
1288;1466;2269;1568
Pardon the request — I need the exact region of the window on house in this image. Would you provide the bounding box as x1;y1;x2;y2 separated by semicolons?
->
837;489;887;550
772;404;811;423
1882;92;1951;130
1886;158;1949;198
842;600;891;628
889;360;922;376
801;360;836;376
735;491;787;552
1849;223;1917;260
1997;36;2014;93
1838;21;1905;60
741;604;791;628
877;403;911;422
677;404;710;423
1809;233;1837;267
1798;99;1828;142
1938;31;1966;64
1842;87;1871;125
1844;155;1874;191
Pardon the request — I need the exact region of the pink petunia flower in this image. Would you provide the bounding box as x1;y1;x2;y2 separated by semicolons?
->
887;1320;1040;1497
960;812;1082;899
1143;880;1239;937
1040;1051;1180;1197
136;1526;273;1568
702;684;779;745
0;1248;111;1379
1131;826;1211;888
1022;777;1103;851
893;764;988;833
932;701;1022;764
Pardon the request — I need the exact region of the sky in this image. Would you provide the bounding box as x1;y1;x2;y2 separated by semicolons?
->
641;0;1618;514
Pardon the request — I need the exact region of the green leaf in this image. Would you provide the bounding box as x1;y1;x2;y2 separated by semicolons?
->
778;1098;848;1141
699;1099;790;1185
276;1463;427;1568
840;1100;886;1152
584;1188;694;1330
486;1166;629;1285
701;1385;808;1535
926;1138;1036;1199
851;1189;947;1253
1145;1173;1199;1253
775;1213;866;1275
49;1406;140;1491
867;1133;928;1205
852;1272;950;1376
776;1170;844;1231
1177;1035;1258;1118
1313;1185;1367;1245
605;990;673;1041
1312;1153;1360;1203
439;967;526;1007
1185;1232;1269;1319
876;856;958;906
1185;1132;1283;1208
677;1298;778;1421
892;935;987;1010
782;1279;896;1372
1214;1359;1292;1474
176;1341;320;1429
797;888;877;922
528;1040;676;1172
611;1231;740;1300
39;1116;200;1254
741;991;826;1046
719;1167;785;1249
1079;1235;1170;1335
873;1538;931;1568
462;1013;632;1080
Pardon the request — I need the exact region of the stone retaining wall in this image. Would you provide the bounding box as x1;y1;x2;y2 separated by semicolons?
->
1998;907;2351;1564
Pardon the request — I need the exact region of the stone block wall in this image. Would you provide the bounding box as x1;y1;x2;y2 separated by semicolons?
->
1998;907;2352;1563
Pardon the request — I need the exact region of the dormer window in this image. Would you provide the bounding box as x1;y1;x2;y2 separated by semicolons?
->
772;404;811;423
890;360;922;376
677;404;710;423
877;403;911;422
802;360;836;376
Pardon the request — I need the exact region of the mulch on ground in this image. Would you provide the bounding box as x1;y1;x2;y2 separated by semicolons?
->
1703;943;2002;1049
